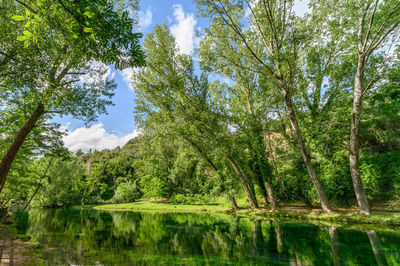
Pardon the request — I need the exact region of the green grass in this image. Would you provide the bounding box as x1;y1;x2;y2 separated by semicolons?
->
93;200;400;227
94;200;232;213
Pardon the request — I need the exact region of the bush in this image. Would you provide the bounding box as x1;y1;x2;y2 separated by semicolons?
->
360;151;400;200
13;207;29;232
319;150;355;207
112;181;140;203
171;194;186;204
170;194;212;205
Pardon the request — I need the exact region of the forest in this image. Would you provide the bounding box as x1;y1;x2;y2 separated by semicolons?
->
1;0;400;219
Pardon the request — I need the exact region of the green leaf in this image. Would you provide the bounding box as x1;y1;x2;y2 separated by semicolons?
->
83;11;94;18
11;15;25;21
23;30;32;36
17;35;30;41
83;27;93;33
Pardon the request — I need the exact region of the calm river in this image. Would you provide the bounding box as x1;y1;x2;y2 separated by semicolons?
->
25;208;400;265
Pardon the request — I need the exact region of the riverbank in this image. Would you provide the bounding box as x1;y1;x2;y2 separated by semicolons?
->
0;222;43;265
94;200;400;227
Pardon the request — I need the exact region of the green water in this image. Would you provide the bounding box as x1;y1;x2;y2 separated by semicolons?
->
25;208;400;265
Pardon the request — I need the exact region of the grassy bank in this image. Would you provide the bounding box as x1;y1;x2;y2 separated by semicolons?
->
94;200;400;227
94;201;231;213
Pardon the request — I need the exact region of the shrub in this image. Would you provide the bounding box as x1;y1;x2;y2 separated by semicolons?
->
171;194;186;204
360;151;400;200
112;181;140;203
13;207;29;232
171;194;213;205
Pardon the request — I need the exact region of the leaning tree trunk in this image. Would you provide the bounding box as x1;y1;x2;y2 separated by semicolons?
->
227;156;259;210
24;184;42;210
282;90;332;213
267;184;277;211
256;150;278;211
24;156;54;210
184;137;241;209
229;195;239;210
0;103;45;193
254;150;278;211
350;56;371;215
253;160;269;205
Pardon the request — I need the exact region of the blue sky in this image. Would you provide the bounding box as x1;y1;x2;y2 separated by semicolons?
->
59;0;309;152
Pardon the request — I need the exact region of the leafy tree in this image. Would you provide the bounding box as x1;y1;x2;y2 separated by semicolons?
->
132;24;259;208
195;0;333;212
0;0;144;194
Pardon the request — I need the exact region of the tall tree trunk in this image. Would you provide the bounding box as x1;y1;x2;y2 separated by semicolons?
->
267;184;277;211
229;195;239;210
227;156;259;210
246;85;278;210
299;191;313;209
248;178;256;202
184;136;239;207
350;55;371;215
0;103;45;193
253;160;269;205
283;90;332;213
254;153;278;211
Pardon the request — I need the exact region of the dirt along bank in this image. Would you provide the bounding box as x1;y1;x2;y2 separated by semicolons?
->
0;223;43;265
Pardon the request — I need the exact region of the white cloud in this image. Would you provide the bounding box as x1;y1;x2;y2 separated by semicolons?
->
63;123;140;152
139;7;153;29
120;67;140;90
170;4;197;55
293;0;310;17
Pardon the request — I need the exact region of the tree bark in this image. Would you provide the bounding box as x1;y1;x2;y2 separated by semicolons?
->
229;195;239;210
267;184;277;211
227;156;259;210
256;145;278;211
253;160;269;205
0;103;45;193
253;149;278;211
245;83;278;210
282;90;332;213
350;54;371;215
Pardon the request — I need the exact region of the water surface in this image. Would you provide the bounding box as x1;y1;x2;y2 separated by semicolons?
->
26;208;400;265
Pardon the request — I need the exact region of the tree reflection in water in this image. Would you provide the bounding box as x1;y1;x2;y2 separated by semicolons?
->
25;209;400;265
